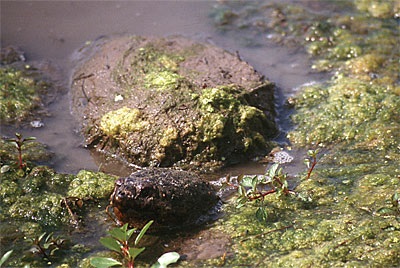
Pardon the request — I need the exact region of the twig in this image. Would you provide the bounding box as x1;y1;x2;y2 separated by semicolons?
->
62;197;80;226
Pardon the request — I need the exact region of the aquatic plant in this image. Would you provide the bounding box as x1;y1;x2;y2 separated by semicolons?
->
6;132;36;170
235;150;317;222
304;149;319;180
25;232;69;264
91;221;179;268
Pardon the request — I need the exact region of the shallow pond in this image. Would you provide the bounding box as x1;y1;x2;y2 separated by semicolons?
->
1;1;398;267
1;0;325;175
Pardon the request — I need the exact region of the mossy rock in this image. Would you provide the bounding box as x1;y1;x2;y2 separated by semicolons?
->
70;35;277;171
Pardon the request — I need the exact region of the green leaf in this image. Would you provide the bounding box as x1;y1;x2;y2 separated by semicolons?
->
121;223;129;233
376;207;396;216
392;192;399;207
100;237;122;253
108;227;126;242
128;247;145;259
24;136;36;142
240;176;255;188
49;247;59;256
0;250;13;267
38;232;47;242
282;179;288;190
236;174;244;183
44;232;54;243
135;220;153;245
43;242;52;249
304;159;310;168
0;165;11;173
236;196;247;208
255;207;268;222
237;185;244;196
7;140;18;148
90;257;122;268
251;176;259;191
126;228;136;241
268;163;279;178
151;252;180;268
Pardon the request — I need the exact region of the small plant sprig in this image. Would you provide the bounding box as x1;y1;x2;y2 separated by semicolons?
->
26;232;68;263
6;132;36;169
91;221;180;268
235;163;295;222
304;149;319;180
376;192;400;216
235;150;318;222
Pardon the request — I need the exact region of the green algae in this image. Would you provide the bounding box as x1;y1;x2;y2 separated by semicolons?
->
67;170;116;199
288;76;400;150
144;70;183;91
195;85;271;154
0;67;47;124
211;0;399;89
115;42;186;92
0;135;119;267
354;0;399;19
100;107;149;137
186;169;400;267
207;1;400;267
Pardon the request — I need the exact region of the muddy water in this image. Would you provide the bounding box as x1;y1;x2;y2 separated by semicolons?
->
1;1;325;176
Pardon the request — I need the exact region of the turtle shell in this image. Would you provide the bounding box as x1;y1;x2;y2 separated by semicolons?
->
110;168;220;229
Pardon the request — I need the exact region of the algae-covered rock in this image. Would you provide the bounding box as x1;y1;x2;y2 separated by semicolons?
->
71;35;277;171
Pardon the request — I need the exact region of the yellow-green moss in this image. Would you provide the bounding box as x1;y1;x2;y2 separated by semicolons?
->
144;70;182;91
100;107;149;137
354;0;398;18
159;127;179;147
196;86;270;151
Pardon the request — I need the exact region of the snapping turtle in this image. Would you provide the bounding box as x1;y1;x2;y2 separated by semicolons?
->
109;168;220;229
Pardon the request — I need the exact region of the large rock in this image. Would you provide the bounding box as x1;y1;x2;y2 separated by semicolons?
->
70;35;277;171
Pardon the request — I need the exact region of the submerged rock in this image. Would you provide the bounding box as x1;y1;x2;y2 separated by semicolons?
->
109;168;220;229
70;35;277;171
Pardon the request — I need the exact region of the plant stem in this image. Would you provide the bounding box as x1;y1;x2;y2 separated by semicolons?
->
249;189;276;201
306;155;317;179
17;145;24;169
